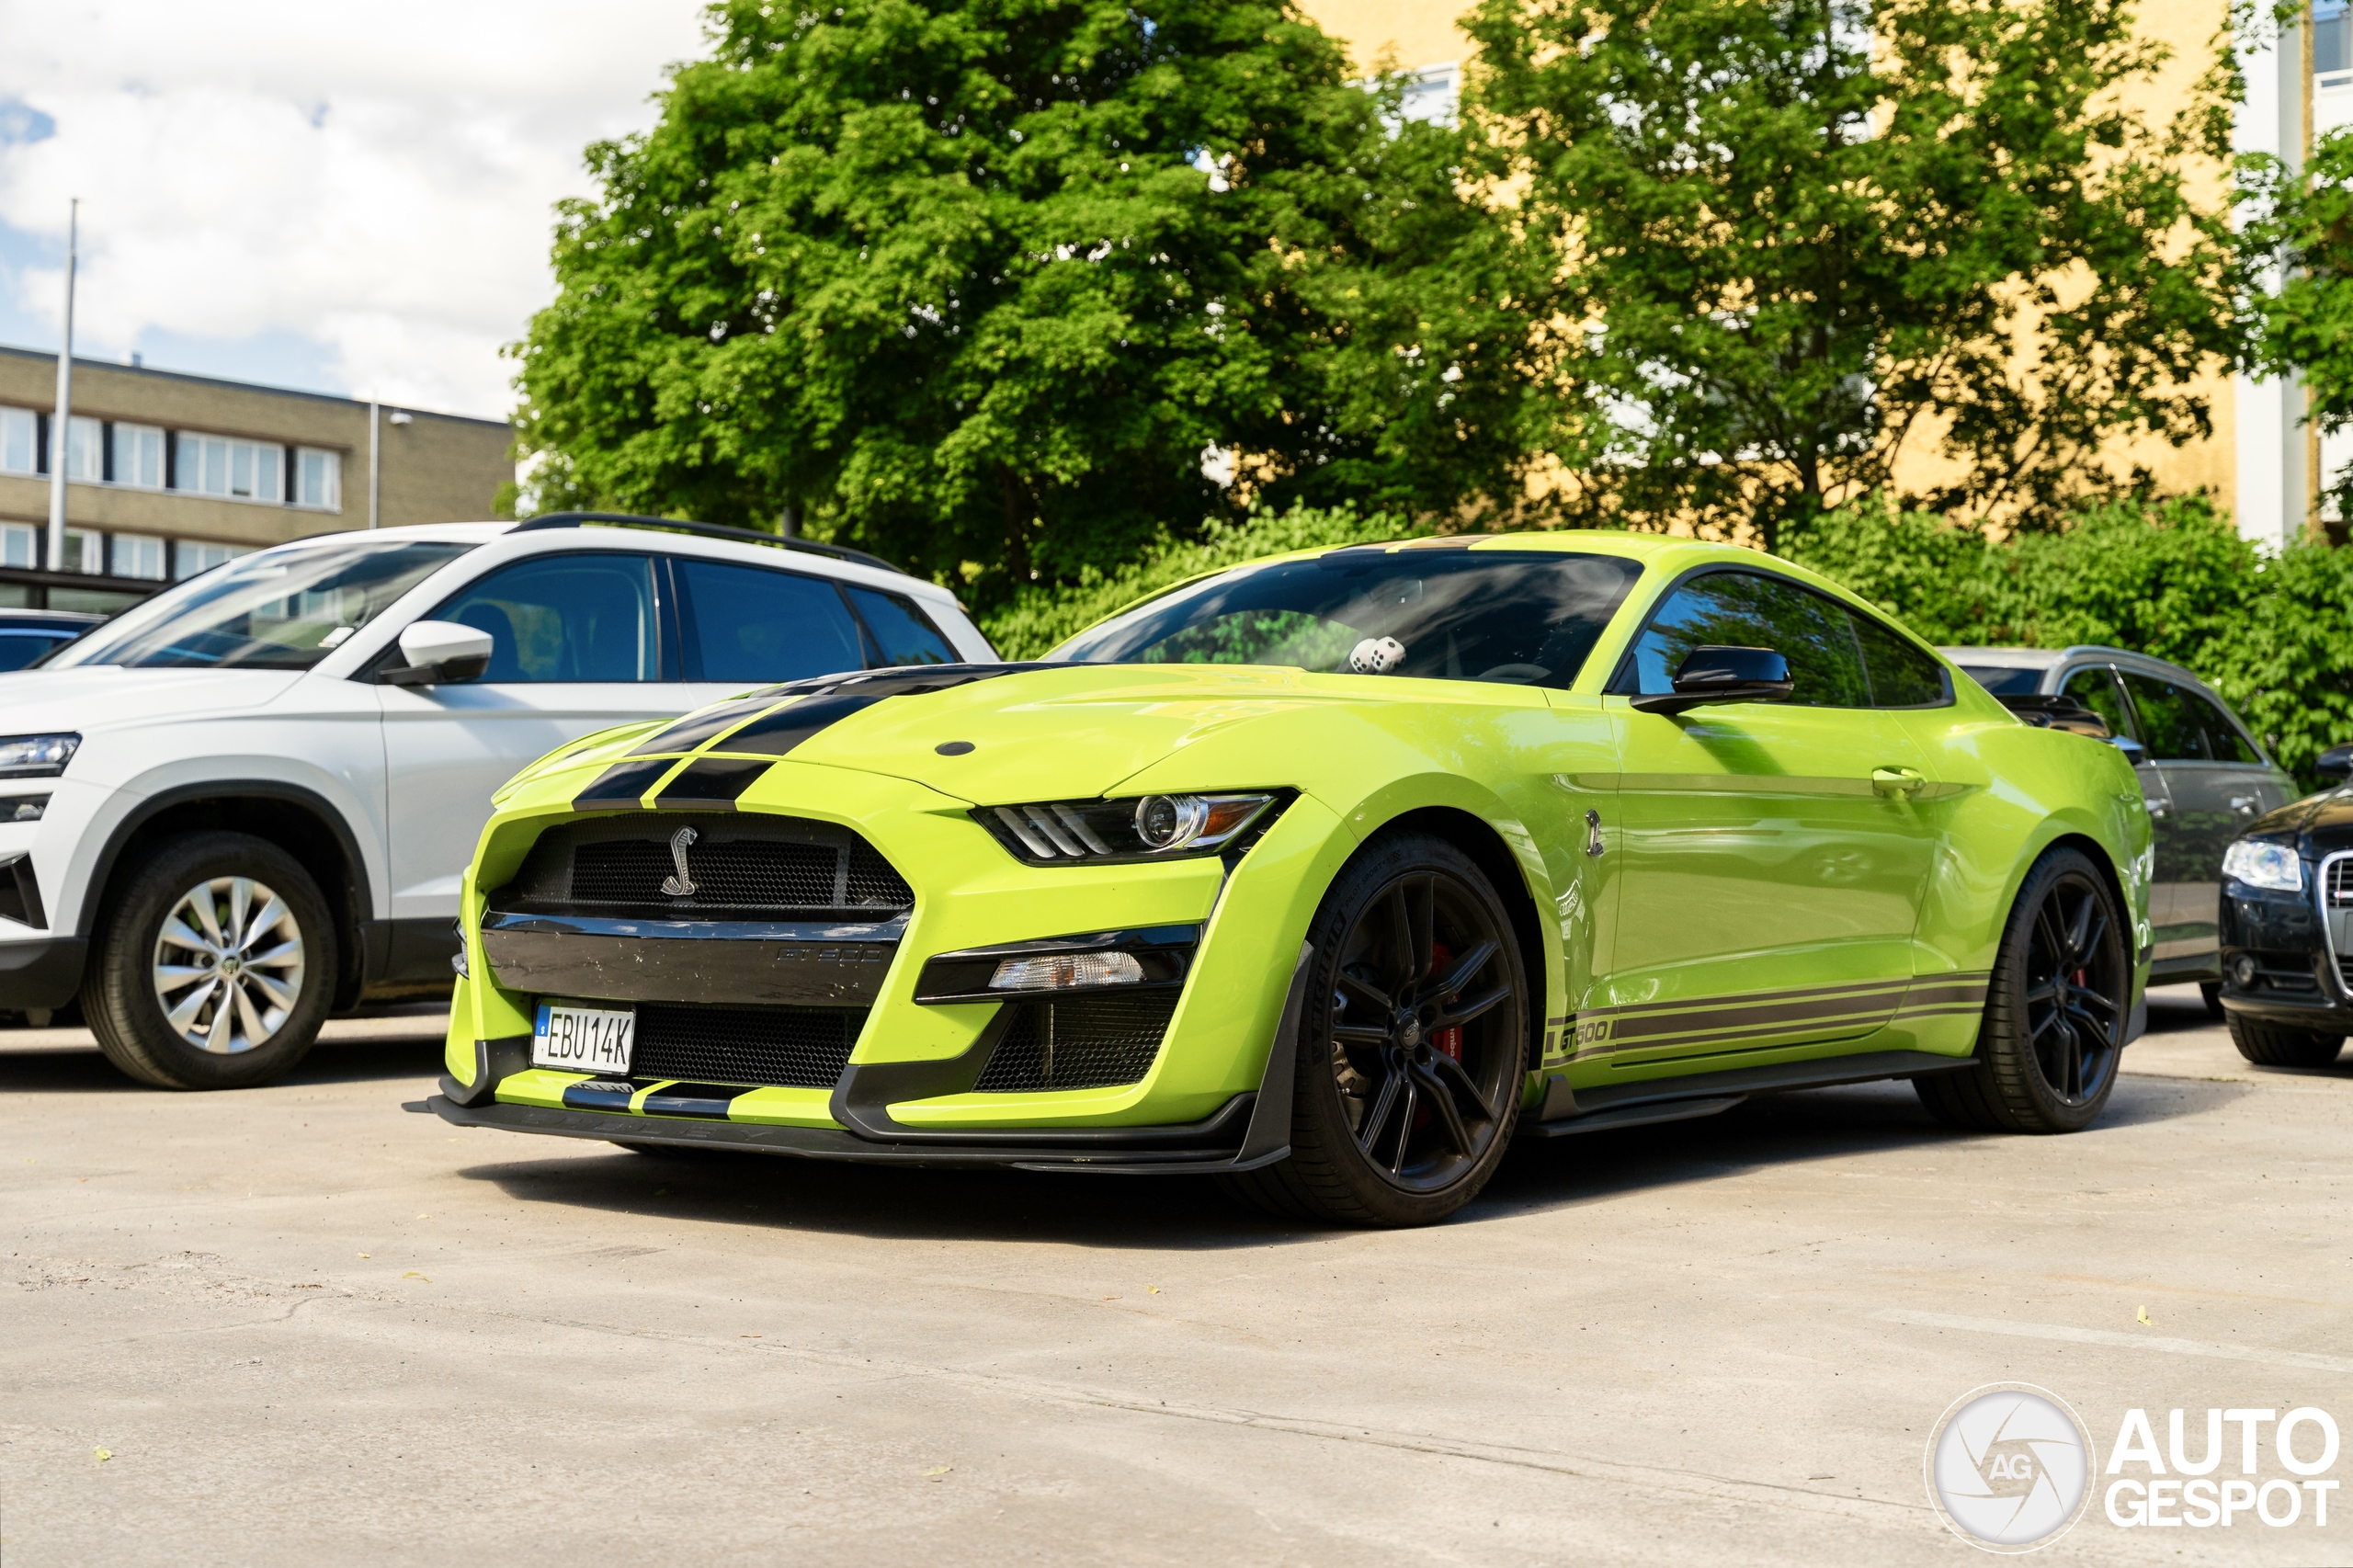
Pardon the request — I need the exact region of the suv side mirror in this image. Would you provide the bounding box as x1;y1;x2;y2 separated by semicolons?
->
381;620;494;687
1631;645;1796;715
2108;735;2149;767
2319;744;2353;782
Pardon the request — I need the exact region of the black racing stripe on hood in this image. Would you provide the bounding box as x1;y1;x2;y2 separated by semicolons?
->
707;692;885;757
654;756;770;810
637;698;789;756
574;757;676;810
757;661;1057;702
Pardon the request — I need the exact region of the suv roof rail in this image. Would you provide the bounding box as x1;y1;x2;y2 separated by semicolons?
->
510;511;906;577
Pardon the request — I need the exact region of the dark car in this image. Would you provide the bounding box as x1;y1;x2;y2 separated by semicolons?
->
0;609;103;672
2216;749;2353;1065
1944;645;2296;1003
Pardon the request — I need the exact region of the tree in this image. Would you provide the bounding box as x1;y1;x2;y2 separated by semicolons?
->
2245;126;2353;517
510;0;1512;603
1459;0;2250;550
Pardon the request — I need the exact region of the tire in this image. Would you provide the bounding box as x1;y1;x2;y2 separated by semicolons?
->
2226;1012;2345;1068
82;832;338;1090
1219;832;1531;1227
2199;981;2225;1020
1914;846;2128;1134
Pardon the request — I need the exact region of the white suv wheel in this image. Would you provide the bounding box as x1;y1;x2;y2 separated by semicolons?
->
153;876;307;1054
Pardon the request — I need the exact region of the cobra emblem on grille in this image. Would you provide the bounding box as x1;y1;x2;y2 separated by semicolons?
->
661;825;699;896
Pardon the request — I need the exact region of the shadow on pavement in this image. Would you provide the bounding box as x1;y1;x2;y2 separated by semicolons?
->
0;1036;445;1095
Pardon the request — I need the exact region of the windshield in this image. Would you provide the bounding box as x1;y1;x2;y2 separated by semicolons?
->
52;540;472;671
1050;549;1643;687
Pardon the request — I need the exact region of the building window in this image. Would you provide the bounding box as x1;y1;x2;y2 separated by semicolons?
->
0;408;33;475
1399;63;1459;127
62;528;103;575
0;522;34;569
294;447;341;510
2322;0;2351;84
112;424;165;490
174;540;248;580
112;533;167;582
173;434;283;503
63;416;102;483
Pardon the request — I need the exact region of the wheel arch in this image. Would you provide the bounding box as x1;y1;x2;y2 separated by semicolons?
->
80;782;373;1011
1355;803;1552;1075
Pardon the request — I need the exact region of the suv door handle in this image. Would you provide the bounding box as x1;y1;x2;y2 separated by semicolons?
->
2231;794;2259;815
1870;766;1927;797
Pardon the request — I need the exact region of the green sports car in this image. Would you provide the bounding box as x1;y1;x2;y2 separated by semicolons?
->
428;533;2153;1226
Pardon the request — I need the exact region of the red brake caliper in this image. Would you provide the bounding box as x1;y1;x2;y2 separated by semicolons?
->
1429;941;1463;1062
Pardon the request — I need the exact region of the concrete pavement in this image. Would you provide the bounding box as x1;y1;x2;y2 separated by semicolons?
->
6;987;2352;1564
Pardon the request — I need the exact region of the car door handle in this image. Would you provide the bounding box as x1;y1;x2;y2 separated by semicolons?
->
1870;766;1927;797
2231;795;2259;815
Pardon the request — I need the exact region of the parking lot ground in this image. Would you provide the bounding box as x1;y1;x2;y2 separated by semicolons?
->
5;986;2353;1565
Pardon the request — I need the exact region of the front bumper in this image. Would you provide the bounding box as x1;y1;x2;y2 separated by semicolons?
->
2217;880;2353;1028
428;940;1313;1173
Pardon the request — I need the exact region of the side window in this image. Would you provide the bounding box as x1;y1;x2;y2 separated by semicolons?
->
433;554;659;683
2120;672;2207;761
845;585;958;666
2059;667;2136;742
1850;614;1950;707
1620;570;1869;708
676;559;866;684
2185;688;2263;765
0;631;71;672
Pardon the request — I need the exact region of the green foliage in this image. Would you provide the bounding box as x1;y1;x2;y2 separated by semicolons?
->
509;0;1506;607
2245;126;2353;513
1787;494;2353;789
1460;0;2248;549
981;500;1416;656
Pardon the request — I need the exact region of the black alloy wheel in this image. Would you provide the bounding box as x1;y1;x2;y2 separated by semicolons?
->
1917;846;2127;1133
1222;832;1530;1227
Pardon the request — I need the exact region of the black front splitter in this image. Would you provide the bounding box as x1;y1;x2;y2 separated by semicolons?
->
423;1089;1290;1175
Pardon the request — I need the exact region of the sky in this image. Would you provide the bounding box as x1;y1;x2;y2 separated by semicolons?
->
0;0;710;421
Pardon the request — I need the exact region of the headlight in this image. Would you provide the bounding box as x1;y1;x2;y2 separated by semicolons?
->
2222;838;2302;892
978;792;1283;865
0;734;78;779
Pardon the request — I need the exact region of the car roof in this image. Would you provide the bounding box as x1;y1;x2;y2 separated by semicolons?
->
1938;644;2209;683
0;609;104;626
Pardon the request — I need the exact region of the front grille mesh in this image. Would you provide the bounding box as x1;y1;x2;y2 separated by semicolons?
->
630;1004;863;1089
2329;858;2353;908
497;812;913;917
975;992;1179;1092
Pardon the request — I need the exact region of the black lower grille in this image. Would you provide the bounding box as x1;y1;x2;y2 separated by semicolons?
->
974;991;1178;1092
630;1004;863;1089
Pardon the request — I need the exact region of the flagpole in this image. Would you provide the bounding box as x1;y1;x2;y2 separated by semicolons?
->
47;199;76;577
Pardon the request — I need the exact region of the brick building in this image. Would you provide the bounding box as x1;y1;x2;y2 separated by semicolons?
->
0;346;512;612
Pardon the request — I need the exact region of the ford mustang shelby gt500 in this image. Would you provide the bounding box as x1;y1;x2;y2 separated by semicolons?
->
428;533;2152;1226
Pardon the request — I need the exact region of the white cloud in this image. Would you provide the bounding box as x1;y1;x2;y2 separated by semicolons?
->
0;0;710;417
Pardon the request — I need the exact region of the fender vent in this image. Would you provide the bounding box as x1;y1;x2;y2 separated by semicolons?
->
974;992;1178;1092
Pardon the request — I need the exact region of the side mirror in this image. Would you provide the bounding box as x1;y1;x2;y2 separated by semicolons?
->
380;620;494;687
2109;735;2150;768
1631;645;1795;715
2319;744;2353;783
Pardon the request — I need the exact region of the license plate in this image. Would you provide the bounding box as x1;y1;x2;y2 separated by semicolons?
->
531;1001;635;1074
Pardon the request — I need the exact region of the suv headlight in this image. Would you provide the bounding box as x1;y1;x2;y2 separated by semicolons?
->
0;733;79;779
978;792;1284;864
2222;838;2302;892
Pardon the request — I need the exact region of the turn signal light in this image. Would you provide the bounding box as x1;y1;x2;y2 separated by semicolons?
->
989;951;1144;991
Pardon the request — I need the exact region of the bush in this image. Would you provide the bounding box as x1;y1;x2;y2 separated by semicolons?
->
982;503;1422;658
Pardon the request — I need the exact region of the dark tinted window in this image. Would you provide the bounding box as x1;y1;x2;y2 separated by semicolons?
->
1956;664;2044;695
2060;667;2136;742
0;631;75;671
1852;616;1949;707
846;585;957;666
1620;570;1869;708
1052;550;1643;688
677;559;864;684
2121;672;2215;761
437;554;659;682
2182;687;2263;764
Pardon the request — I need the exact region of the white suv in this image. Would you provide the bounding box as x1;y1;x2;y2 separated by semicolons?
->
0;513;994;1088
